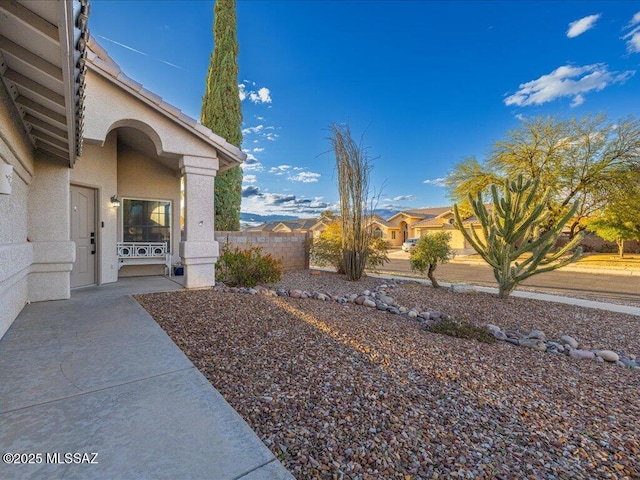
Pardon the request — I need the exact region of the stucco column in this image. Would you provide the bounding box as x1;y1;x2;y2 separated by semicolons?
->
179;155;219;288
27;157;76;301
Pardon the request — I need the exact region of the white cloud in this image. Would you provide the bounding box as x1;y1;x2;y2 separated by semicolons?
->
570;94;585;107
241;190;333;216
265;133;279;141
269;165;291;175
253;147;265;153
243;174;257;184
242;124;264;135
566;14;601;38
288;171;321;183
238;84;247;101
385;195;415;202
504;64;635;107
423;177;447;187
241;153;263;172
622;12;640;53
249;87;272;104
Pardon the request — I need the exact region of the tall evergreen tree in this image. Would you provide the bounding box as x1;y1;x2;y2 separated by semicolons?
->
201;0;243;231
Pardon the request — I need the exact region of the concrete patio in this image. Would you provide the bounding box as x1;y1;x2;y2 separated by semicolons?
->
0;277;293;480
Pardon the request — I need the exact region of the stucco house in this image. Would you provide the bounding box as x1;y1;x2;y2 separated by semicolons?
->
244;217;328;238
0;0;245;339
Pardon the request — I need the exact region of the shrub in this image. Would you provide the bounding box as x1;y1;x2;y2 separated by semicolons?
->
429;318;496;344
216;244;282;287
409;232;454;288
310;220;389;275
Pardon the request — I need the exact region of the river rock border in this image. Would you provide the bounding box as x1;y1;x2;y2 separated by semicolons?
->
212;281;639;372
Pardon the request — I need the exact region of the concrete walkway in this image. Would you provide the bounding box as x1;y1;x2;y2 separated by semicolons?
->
0;277;293;480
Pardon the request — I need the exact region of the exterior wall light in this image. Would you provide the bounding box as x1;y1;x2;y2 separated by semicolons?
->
110;195;121;207
0;164;13;195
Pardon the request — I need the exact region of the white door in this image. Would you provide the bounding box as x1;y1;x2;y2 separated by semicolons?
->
70;185;96;287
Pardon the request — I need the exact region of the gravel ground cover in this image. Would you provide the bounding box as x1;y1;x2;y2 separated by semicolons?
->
137;270;640;479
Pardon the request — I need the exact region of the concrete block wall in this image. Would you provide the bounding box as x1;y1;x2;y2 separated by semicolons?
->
216;231;309;271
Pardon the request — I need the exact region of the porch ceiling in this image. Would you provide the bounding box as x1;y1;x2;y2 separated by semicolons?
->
0;0;88;167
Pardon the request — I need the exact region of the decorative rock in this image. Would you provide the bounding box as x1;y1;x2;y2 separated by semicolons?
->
569;349;596;360
399;307;408;313
355;296;367;305
362;290;371;296
276;289;288;296
375;302;387;311
493;331;507;341
596;350;619;363
486;324;501;334
388;307;400;315
450;283;475;293
430;312;441;319
527;330;546;341
505;338;519;346
419;312;431;320
595;356;605;363
519;338;547;352
289;289;303;298
348;294;358;303
408;310;418;319
248;288;257;295
363;299;377;308
504;330;521;340
620;358;638;368
378;295;395;306
560;335;579;349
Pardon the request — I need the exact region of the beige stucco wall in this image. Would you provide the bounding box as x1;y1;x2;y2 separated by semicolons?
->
116;144;181;277
0;81;34;338
70;131;119;284
83;71;220;160
217;231;309;272
27;156;74;302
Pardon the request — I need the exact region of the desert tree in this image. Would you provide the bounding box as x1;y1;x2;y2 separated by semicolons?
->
201;0;243;231
409;232;455;288
587;168;640;258
453;175;583;298
328;123;381;280
447;115;640;238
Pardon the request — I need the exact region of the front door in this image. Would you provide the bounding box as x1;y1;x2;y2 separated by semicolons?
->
70;185;96;288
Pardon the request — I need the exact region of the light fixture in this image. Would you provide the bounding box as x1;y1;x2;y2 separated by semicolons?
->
110;195;121;207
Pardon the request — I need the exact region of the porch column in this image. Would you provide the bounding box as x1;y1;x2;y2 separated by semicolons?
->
179;155;219;289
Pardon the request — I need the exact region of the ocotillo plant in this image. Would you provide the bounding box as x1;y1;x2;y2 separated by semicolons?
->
453;175;583;298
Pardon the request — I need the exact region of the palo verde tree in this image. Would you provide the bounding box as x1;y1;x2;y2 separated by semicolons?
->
587;168;640;258
409;232;455;288
201;0;243;231
447;115;640;238
453;175;583;298
329;123;378;280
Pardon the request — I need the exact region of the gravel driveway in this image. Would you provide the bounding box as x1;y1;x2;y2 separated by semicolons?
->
137;270;639;479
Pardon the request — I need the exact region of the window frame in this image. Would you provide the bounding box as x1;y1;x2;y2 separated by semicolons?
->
121;197;173;253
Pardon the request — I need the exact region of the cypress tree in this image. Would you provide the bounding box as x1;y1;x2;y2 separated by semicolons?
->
201;0;243;231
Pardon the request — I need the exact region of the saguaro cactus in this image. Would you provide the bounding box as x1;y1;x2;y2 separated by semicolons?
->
453;175;582;298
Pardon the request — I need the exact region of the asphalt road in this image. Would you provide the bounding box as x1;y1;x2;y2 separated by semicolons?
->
375;252;640;305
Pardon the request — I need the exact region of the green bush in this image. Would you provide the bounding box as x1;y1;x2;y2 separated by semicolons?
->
429;318;496;344
310;220;389;274
216;244;282;287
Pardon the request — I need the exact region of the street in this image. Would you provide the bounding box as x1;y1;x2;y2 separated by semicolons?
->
374;250;640;305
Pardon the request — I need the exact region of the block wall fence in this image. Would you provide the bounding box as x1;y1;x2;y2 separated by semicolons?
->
215;231;310;271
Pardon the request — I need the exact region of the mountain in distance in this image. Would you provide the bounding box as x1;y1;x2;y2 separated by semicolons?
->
240;208;404;228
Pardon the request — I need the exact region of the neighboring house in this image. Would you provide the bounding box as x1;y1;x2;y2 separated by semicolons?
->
245;217;331;239
385;207;452;246
0;0;245;339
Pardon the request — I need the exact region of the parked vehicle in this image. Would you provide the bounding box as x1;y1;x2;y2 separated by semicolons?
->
402;238;419;252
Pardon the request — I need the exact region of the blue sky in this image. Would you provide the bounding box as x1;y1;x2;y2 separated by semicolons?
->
90;1;640;219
